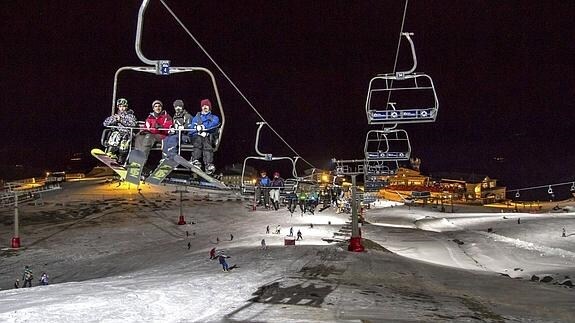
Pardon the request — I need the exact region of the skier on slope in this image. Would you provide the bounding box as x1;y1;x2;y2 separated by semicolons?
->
296;229;303;241
102;98;137;164
218;253;230;272
39;272;49;285
269;172;285;211
22;266;33;288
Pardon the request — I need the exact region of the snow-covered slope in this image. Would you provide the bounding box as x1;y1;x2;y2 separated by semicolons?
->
0;179;573;322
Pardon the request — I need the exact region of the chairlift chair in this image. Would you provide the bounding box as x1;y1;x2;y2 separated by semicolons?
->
240;122;302;194
102;0;225;158
364;160;399;176
365;32;439;125
364;129;411;161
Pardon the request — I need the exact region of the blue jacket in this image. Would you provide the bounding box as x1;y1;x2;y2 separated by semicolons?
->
259;176;271;187
189;112;220;136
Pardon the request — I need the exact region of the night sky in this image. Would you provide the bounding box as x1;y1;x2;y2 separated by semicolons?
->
1;1;573;194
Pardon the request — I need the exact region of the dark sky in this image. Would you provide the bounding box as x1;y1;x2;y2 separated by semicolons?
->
1;1;574;192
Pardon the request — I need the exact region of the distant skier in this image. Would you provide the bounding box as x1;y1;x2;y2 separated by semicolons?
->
269;172;285;210
266;225;270;234
261;239;267;250
230;233;234;241
218;253;230;272
289;227;294;237
39;272;49;286
14;279;19;289
562;227;566;237
22;266;33;288
286;190;298;215
274;225;281;234
255;171;272;208
296;230;303;241
187;242;191;250
210;247;217;259
517;218;521;224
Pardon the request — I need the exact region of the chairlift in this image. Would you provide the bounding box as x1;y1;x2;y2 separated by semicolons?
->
331;158;365;176
364;129;411;161
102;0;225;156
364;160;399;176
365;32;438;125
240;122;301;194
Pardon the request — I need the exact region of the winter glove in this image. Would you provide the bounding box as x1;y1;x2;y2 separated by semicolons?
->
199;132;208;138
195;124;205;132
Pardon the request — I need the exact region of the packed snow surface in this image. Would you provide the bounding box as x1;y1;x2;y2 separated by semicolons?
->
1;178;574;322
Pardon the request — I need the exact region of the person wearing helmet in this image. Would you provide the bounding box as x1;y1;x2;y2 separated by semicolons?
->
269;171;285;210
188;99;220;174
102;98;138;164
163;99;192;159
134;100;173;163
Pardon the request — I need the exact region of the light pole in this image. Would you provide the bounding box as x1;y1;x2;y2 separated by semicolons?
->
11;192;20;248
348;174;365;252
331;158;365;252
9;182;61;249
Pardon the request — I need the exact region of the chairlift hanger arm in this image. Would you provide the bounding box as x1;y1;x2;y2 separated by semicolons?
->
398;32;417;76
136;0;161;66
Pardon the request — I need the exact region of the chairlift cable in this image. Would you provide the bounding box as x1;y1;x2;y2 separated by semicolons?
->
508;181;575;193
159;0;316;170
380;0;409;138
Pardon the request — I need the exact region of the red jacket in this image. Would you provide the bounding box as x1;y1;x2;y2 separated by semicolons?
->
143;111;173;139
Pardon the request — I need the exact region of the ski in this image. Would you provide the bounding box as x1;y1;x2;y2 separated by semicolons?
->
125;149;146;185
91;148;127;179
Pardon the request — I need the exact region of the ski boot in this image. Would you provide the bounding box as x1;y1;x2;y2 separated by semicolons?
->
190;159;202;169
205;164;215;175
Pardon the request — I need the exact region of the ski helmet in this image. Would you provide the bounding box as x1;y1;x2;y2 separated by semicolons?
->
116;98;128;106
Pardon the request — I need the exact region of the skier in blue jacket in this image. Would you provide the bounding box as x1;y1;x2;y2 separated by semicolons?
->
218;253;230;272
188;99;220;174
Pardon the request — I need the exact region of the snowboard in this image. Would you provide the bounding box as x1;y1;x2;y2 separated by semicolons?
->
125;149;147;185
172;155;227;189
91;148;127;179
145;157;179;185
